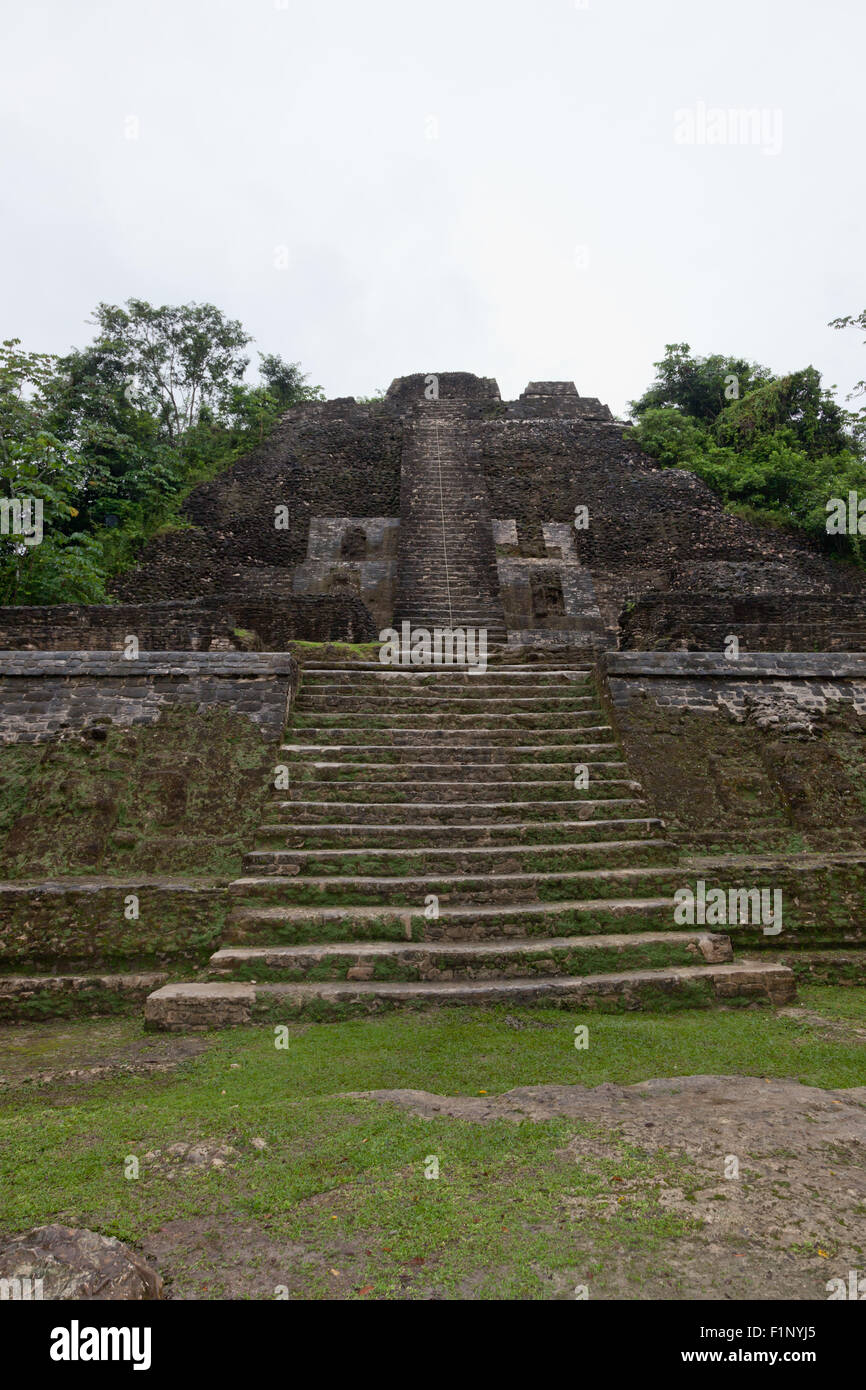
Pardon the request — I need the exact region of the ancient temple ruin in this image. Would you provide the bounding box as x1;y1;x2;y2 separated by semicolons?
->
2;371;866;1028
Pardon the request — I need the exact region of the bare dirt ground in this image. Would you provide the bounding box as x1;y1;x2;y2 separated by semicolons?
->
352;1074;866;1299
0;1020;210;1090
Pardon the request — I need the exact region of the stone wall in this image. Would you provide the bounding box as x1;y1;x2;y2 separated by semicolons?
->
0;595;374;652
291;517;398;631
600;653;866;850
494;520;606;648
602;652;866;723
0;651;299;743
619;591;866;652
0;880;228;971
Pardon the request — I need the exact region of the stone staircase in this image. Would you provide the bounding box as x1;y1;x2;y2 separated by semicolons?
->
145;661;794;1029
393;403;507;641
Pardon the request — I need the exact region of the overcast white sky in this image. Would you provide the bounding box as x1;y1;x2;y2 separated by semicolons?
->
1;0;864;417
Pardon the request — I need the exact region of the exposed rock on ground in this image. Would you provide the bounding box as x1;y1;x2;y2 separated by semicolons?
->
0;1224;163;1300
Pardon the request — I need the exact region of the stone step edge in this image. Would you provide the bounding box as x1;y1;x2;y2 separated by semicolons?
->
280;778;640;789
4;851;861;901
210;930;731;964
281;744;618;753
289;722;614;730
143;962;797;1027
229;863;682;890
258;816;663;835
272;799;647;812
228;895;675;923
284;759;627;769
300;678;595;688
303;672;589;679
0;971;167;995
298;666;596;675
294;705;602;715
243;838;670;863
301;682;595;692
295;695;597;705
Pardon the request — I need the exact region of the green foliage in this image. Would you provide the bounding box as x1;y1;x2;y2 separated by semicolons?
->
629;342;773;422
0;306;321;604
258;352;322;409
89;298;252;443
0;339;106;602
627;341;866;562
714;367;850;457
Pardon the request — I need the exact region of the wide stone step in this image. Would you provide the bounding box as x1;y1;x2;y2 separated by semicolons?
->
403;608;503;618
224;896;679;945
298;664;594;675
398;572;497;583
395;578;496;588
298;677;591;690
270;797;648;824
257;817;664;849
301;684;595;701
280;779;639;803
241;838;672;878
144;961;796;1029
393;590;502;599
300;671;594;689
291;711;607;730
294;694;597;713
287;759;629;783
281;743;617;764
393;603;505;614
393;574;499;586
395;570;496;580
229;861;685;906
206;931;733;982
286;726;614;746
0;971;167;1021
394;627;509;641
392;623;508;636
395;570;495;580
397;572;497;583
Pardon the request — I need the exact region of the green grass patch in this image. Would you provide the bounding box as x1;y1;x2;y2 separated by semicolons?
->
1;992;864;1297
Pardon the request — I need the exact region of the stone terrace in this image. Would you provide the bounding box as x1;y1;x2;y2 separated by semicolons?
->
145;659;794;1028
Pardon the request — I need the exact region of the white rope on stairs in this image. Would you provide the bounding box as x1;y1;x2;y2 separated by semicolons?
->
433;415;455;630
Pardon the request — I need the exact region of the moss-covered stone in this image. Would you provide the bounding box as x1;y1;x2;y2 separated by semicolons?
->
614;700;866;849
0;881;228;970
0;707;275;879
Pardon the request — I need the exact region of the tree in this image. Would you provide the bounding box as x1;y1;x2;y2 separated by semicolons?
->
42;343;176;523
258;353;322;409
0;307;320;603
714;367;850;458
629;343;773;422
626;337;864;562
0;340;108;602
621;406;710;467
89;299;252;442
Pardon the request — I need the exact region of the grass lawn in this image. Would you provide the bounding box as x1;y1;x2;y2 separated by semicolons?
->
1;986;864;1300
